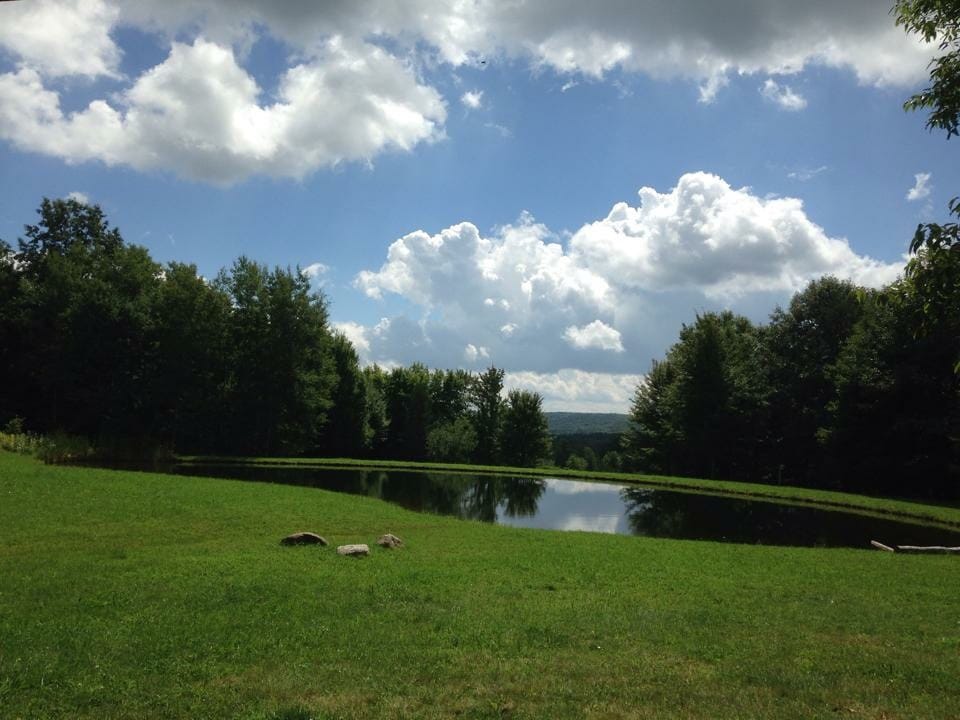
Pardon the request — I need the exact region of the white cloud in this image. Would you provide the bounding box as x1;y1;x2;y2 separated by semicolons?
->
0;0;121;78
0;1;939;183
301;262;329;279
333;321;371;355
483;122;512;138
505;369;642;412
461;90;483;109
787;166;828;182
546;478;623;495
760;79;807;111
464;344;490;363
96;1;931;93
558;514;621;534
0;37;446;183
66;191;90;204
563;320;624;352
906;172;932;201
347;172;903;388
568;172;902;298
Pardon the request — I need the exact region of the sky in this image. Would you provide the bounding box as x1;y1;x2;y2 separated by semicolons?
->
1;0;957;412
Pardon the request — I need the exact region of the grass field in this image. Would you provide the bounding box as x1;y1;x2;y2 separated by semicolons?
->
2;451;959;719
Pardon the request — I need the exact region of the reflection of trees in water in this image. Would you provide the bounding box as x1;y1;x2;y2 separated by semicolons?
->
502;478;545;518
375;472;545;521
620;486;902;547
377;472;473;515
357;470;387;497
621;487;690;537
460;476;546;522
621;486;798;543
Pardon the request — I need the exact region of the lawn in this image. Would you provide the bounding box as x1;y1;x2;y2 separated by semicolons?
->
1;451;958;719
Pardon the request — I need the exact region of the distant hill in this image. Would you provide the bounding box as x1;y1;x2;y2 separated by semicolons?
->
545;412;629;436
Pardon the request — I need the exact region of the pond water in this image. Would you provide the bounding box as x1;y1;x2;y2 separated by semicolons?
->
162;463;960;549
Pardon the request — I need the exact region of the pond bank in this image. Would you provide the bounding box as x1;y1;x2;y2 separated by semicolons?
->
179;455;960;530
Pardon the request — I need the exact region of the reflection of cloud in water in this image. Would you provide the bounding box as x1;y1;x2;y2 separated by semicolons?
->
559;514;621;534
544;478;626;495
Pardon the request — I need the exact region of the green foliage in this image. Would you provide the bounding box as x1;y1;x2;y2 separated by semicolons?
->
0;199;341;457
895;2;960;256
469;366;505;463
320;333;370;456
764;277;865;484
34;432;95;464
626;275;960;499
426;416;478;463
625;312;766;480
826;252;960;497
152;262;232;451
382;363;432;460
600;450;623;472
216;258;337;455
564;453;588;471
362;365;390;452
0;431;41;455
499;389;551;467
895;0;960;139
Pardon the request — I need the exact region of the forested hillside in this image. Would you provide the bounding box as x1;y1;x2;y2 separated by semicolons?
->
545;412;629;435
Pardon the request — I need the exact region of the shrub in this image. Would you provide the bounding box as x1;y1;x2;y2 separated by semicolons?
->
35;433;94;464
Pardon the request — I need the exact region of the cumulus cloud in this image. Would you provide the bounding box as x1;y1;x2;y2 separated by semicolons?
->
464;344;490;363
760;79;807;111
0;1;937;181
504;369;642;412
906;172;932;201
66;191;90;204
461;90;483;109
345;172;903;406
333;321;371;355
568;172;901;298
563;321;624;352
0;36;445;183
0;0;121;78
92;1;933;91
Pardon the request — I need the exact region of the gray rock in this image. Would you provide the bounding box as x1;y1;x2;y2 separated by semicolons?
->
280;532;328;546
336;544;370;557
376;533;403;549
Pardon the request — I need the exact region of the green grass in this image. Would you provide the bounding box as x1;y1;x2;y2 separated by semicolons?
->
180;454;960;530
2;451;959;719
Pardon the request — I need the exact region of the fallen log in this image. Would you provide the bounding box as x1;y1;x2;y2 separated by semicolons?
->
894;545;960;554
871;540;960;554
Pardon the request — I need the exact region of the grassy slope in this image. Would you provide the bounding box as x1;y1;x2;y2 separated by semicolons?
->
181;455;960;530
1;452;959;720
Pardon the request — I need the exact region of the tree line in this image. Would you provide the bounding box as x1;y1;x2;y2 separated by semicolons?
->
621;2;960;502
622;267;959;500
0;198;551;466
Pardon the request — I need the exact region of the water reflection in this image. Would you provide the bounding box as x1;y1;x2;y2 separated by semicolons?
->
167;463;960;549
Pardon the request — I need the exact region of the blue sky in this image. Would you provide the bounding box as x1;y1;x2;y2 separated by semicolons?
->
1;0;957;411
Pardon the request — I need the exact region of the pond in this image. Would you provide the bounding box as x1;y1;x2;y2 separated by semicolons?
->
161;462;960;550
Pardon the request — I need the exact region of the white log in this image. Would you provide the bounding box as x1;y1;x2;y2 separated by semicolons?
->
895;545;960;554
